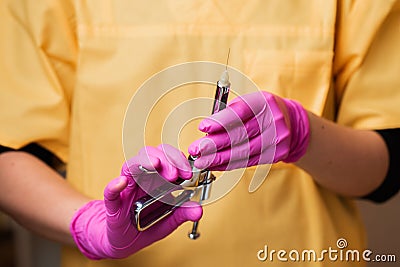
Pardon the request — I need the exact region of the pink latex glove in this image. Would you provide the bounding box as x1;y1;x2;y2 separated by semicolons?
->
188;91;310;171
70;144;202;260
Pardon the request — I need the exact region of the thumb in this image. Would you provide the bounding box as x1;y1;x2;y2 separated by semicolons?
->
104;176;128;216
144;202;203;240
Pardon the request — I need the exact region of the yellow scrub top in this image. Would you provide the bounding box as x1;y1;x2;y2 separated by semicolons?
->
1;1;400;266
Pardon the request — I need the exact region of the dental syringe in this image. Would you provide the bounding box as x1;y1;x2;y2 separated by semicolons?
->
132;62;231;239
188;68;231;240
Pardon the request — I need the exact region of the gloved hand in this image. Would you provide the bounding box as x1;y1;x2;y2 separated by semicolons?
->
188;91;310;171
70;144;202;260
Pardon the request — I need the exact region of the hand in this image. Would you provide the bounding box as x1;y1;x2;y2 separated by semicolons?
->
70;144;202;260
188;91;310;171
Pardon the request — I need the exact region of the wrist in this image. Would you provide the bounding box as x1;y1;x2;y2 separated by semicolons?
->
281;98;310;163
70;200;108;260
264;91;310;163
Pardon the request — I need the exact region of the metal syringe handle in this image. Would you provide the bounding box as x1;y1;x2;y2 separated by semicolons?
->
132;159;207;231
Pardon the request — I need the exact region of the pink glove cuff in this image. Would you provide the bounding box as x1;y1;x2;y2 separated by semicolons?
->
280;98;310;163
70;200;107;260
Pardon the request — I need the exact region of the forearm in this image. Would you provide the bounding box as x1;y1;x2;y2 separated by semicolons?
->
296;112;389;197
0;151;91;245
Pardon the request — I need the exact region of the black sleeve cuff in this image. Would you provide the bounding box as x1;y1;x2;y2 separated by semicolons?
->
0;143;65;175
362;128;400;203
0;145;13;154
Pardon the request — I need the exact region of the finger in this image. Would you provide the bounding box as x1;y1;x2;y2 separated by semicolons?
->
157;144;192;180
188;136;218;157
121;148;161;177
174;201;203;222
189;115;263;156
133;202;203;251
199;91;269;134
150;201;202;235
189;114;272;157
138;146;163;172
198;105;245;134
227;96;242;106
104;176;128;216
193;133;277;170
204;149;276;171
136;146;178;181
193;142;250;170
